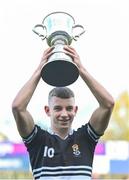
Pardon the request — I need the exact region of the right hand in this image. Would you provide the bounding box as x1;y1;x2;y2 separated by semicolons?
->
38;47;54;70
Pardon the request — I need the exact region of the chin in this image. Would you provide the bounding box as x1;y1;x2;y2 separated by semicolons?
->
60;124;71;129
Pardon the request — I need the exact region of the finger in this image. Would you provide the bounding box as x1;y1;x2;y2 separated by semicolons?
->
42;48;54;61
64;51;77;60
45;51;54;59
63;47;77;56
63;46;77;56
64;45;76;51
43;46;54;55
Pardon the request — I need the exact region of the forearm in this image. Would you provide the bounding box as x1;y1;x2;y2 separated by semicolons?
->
12;47;54;111
63;46;114;108
12;68;41;111
63;46;114;134
79;66;114;108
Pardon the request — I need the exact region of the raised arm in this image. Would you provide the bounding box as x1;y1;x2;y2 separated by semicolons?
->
12;47;54;137
64;46;114;135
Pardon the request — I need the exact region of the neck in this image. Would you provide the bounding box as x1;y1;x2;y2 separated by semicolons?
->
52;128;71;139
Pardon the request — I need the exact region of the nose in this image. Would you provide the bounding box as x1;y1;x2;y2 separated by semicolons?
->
60;109;68;117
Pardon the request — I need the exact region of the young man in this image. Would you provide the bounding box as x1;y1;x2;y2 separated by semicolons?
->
12;46;114;180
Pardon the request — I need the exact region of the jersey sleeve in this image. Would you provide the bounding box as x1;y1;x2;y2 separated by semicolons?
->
86;122;103;142
77;122;103;145
22;125;45;150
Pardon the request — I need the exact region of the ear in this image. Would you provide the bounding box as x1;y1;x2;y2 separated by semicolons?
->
74;106;78;114
44;106;51;116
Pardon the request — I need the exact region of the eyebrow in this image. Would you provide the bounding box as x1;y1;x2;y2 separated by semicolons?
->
53;105;61;108
53;105;74;109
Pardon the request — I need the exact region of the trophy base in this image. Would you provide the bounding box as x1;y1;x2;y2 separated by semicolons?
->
41;60;79;87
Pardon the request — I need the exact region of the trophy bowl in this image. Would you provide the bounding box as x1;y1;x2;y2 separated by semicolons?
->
33;12;85;87
41;60;79;87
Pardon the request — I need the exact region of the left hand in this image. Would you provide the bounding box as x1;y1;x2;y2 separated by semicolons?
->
63;46;83;69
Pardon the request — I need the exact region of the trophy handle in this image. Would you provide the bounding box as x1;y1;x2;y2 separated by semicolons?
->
32;24;47;40
72;25;85;41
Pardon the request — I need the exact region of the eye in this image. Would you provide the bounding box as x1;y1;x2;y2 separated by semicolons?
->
66;106;73;111
54;106;62;111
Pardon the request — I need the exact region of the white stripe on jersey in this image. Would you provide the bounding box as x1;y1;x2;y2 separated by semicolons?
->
22;126;38;143
33;165;92;179
33;165;92;172
35;175;91;180
87;124;100;142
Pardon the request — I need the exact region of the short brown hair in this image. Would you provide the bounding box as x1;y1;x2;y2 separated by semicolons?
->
48;87;74;102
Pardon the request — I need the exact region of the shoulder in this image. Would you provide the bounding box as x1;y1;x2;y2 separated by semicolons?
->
75;122;103;143
22;125;47;146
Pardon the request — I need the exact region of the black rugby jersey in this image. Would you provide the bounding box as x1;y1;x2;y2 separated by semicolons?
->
23;123;101;180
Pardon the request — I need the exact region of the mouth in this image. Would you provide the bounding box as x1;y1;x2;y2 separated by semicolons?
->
59;118;70;122
57;117;72;125
60;120;68;124
58;119;70;124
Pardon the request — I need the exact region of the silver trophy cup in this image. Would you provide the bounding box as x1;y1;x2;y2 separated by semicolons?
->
33;12;85;86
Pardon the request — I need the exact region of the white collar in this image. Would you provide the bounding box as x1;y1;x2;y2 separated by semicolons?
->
47;128;73;139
